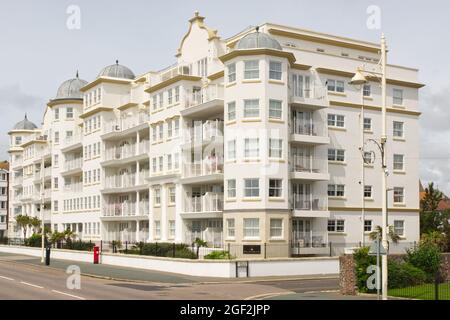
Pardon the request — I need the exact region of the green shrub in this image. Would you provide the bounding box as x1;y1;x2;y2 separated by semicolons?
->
388;260;427;288
64;240;95;251
138;243;197;259
25;234;43;247
204;250;233;260
406;243;441;281
353;247;377;292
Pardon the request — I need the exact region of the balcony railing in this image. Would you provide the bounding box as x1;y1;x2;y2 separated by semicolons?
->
159;63;191;83
64;158;83;172
292;194;327;211
104;113;150;134
104;173;136;189
184;120;224;144
184;193;224;213
185;230;223;248
290;119;327;137
102;201;149;217
291;231;328;248
184;84;224;109
104;144;136;161
183;158;224;178
290;155;326;174
64;182;83;193
62;135;82;148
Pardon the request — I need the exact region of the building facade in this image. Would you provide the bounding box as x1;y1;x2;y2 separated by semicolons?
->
7;13;422;257
0;161;9;238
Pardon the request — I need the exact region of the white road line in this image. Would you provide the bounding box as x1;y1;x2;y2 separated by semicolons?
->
51;290;86;300
244;291;295;300
0;275;15;281
20;281;44;289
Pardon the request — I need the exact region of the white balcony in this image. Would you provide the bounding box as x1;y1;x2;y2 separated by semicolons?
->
104;173;136;189
291;194;329;218
103;140;149;164
183;193;224;215
181;84;224;118
290;155;329;181
102;201;149;219
290;84;329;110
64;182;83;193
103;112;150;135
62;158;83;174
291;231;329;255
185;230;223;248
61;135;82;152
290;118;329;145
183;120;224;145
159;63;192;83
182;158;224;184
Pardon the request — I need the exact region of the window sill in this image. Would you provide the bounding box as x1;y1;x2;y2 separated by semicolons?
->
392;104;405;109
243;158;260;162
268;198;284;202
393;170;406;175
328;91;346;97
225;159;237;164
363;96;373;101
364;164;374;168
268;118;284;124
226;82;237;88
268;80;285;85
328;126;346;132
364;198;374;202
364;130;373;134
393;203;406;207
242;118;261;123
226;198;237;202
269;158;285;163
226;120;237;126
329;196;346;200
393;137;406;142
242;79;261;84
243;197;261;202
329;160;346;165
243;238;261;242
328;232;347;236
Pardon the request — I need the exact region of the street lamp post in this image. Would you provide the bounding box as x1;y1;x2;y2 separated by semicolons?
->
349;68;369;247
351;33;388;299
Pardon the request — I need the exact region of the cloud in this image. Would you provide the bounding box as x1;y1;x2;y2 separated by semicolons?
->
0;84;45;160
419;86;450;195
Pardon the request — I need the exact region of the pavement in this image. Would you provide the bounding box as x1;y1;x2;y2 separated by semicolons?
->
0;251;372;300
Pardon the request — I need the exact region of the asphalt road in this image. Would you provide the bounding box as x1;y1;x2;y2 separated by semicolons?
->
0;253;342;300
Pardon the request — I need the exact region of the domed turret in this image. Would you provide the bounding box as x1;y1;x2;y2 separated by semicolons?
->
55;72;88;99
236;28;282;51
98;60;135;80
13;114;37;130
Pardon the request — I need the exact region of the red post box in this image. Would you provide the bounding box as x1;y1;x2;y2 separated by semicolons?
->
93;246;100;264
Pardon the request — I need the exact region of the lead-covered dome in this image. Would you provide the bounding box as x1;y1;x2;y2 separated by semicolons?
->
55;72;88;99
98;60;135;80
13;114;37;130
236;30;282;51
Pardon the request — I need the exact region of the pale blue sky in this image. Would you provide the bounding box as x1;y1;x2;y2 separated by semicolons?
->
1;0;449;193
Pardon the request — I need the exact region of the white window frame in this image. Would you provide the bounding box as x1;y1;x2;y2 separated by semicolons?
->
228;63;236;83
393;154;404;171
393;89;403;105
269;61;282;80
244;178;259;198
244;60;259;80
243;99;259;118
244;138;259;158
269;179;282;198
269;139;282;158
270;218;283;238
269;99;282;119
243;218;260;239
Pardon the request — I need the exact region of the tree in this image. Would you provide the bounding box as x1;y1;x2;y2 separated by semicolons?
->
192;238;208;259
421;182;443;212
15;215;31;241
369;225;401;243
29;217;42;234
421;231;448;252
419;182;450;246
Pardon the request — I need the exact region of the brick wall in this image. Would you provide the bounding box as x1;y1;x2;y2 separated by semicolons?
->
339;254;357;295
339;253;450;295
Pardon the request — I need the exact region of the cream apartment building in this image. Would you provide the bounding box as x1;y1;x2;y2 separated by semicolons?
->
8;12;422;257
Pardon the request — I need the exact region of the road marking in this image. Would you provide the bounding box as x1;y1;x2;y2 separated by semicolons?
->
0;275;15;281
51;290;86;300
244;291;295;300
20;281;44;289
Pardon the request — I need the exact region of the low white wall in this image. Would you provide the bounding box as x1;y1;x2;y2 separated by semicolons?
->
0;245;339;278
249;258;339;277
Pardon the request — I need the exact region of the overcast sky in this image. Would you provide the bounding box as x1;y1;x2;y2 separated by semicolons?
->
1;0;449;194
